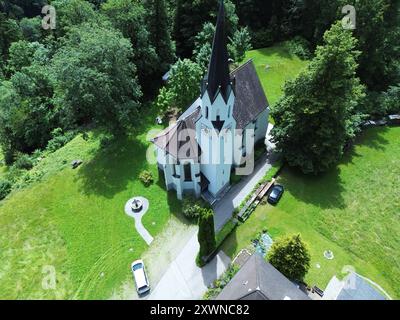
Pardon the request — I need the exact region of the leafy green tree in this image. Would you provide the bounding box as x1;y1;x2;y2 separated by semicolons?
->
268;234;311;281
159;59;203;113
102;0;158;90
174;0;237;57
19;17;42;42
144;0;176;74
155;86;175;115
0;13;22;62
51;0;98;37
197;208;216;266
228;26;252;63
271;22;366;174
51;23;142;133
6;40;48;75
193;22;215;71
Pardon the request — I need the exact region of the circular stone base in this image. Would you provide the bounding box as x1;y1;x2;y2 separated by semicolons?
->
324;250;334;260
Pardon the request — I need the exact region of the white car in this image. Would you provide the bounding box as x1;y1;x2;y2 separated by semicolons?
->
131;260;150;296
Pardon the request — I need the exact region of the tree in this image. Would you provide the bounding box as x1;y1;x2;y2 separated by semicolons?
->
51;23;142;133
19;17;42;42
267;234;311;281
102;0;158;91
51;0;99;37
197;208;216;266
156;59;203;114
193;22;215;71
144;0;176;75
0;13;22;62
271;22;366;174
6;40;47;75
228;26;252;63
174;0;238;57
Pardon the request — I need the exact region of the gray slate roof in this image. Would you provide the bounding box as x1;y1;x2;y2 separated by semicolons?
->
217;254;310;300
231;60;269;129
337;274;386;300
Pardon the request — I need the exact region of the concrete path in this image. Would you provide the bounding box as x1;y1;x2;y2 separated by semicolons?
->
148;232;231;300
213;124;277;231
124;197;153;245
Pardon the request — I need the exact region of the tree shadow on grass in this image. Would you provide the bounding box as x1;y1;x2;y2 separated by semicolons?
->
280;126;391;210
156;168;194;227
75;134;148;198
279;165;346;210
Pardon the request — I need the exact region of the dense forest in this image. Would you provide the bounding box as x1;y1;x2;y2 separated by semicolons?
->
0;0;399;196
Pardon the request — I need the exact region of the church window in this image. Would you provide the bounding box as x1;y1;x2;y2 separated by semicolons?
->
206;107;209;119
184;163;192;181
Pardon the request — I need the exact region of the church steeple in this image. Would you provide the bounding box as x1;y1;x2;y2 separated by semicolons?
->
201;0;232;103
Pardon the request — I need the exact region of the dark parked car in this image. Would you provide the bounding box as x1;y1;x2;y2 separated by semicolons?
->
267;184;284;204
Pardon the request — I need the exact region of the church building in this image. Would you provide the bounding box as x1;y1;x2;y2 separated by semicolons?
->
152;1;269;202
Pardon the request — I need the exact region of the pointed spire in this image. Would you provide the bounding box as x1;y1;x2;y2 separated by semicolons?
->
202;0;232;103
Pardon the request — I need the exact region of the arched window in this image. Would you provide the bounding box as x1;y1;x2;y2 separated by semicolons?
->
184;163;192;181
205;107;209;119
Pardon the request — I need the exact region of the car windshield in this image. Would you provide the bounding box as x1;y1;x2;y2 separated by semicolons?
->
138;285;148;292
132;263;143;271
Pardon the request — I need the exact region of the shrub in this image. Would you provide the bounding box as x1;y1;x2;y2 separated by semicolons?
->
251;28;274;49
0;179;12;200
203;264;240;299
139;170;154;187
267;234;310;281
286;36;312;60
46;128;75;153
182;196;207;219
197;208;216;267
14;154;34;170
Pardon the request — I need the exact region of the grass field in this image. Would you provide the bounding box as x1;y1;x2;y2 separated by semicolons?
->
245;44;309;107
222;126;400;298
0;108;185;299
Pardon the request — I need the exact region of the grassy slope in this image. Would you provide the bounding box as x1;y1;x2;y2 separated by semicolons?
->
0;112;183;299
222;126;400;298
245;44;309;107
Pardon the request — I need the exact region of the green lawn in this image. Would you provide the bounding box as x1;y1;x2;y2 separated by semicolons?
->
245;44;309;108
0;109;184;299
222;126;400;298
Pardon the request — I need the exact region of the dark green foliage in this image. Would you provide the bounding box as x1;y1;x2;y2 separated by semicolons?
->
250;28;275;49
102;0;158;91
19;17;42;42
267;234;311;281
45;128;75;153
139;170;154;187
286;36;312;60
271;23;366;174
182;196;208;219
197;208;216;266
228;26;252;63
0;12;22;61
51;0;99;37
144;0;176;74
203;264;239;299
51;23;142;133
156;59;202;114
0;179;12;200
14;153;33;170
174;0;238;57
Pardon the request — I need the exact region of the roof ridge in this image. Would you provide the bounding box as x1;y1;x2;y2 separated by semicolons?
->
230;59;253;76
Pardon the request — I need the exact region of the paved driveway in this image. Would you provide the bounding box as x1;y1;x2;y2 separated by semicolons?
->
214;125;277;231
148;232;231;300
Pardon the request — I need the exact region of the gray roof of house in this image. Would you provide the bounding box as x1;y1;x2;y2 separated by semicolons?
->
217;254;310;300
337;274;386;300
231;60;269;129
